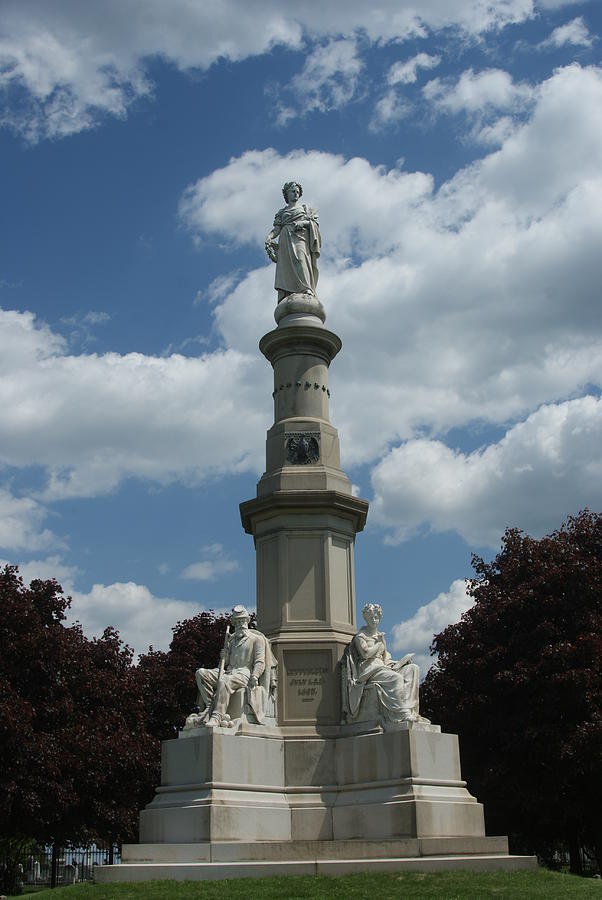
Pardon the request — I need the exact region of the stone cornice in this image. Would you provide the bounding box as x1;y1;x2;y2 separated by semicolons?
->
240;489;369;535
259;325;342;366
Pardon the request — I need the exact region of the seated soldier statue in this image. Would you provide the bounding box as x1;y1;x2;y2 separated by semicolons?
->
184;605;277;729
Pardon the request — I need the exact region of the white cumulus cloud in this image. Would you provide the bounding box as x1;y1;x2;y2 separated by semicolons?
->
370;89;413;129
540;16;595;49
423;67;534;115
371;396;602;548
388;52;441;85
0;552;217;655
370;53;440;130
0;488;60;552
276;38;364;123
0;307;267;501
69;581;204;655
180;543;239;581
0;0;577;141
0;555;78;591
390;579;473;674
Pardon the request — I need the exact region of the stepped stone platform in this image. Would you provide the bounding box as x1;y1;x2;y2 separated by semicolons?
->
94;721;536;882
96;837;536;882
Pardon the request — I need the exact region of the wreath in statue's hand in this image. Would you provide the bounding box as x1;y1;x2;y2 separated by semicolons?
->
265;240;278;263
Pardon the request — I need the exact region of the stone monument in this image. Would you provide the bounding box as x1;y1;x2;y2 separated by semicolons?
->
95;184;536;882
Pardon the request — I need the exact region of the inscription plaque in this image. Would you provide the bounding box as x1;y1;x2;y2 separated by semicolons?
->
288;666;328;703
283;648;336;722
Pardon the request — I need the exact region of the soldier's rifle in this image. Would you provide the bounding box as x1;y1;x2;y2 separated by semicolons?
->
207;622;231;720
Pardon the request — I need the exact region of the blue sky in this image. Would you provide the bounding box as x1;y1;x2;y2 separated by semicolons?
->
1;0;601;668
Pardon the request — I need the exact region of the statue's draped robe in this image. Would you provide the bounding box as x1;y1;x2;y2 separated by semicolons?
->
272;204;321;298
345;628;420;722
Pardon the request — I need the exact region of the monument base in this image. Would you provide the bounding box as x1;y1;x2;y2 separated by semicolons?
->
95;721;536;882
95;843;535;882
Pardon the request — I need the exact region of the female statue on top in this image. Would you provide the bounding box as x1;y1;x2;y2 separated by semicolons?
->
265;181;321;302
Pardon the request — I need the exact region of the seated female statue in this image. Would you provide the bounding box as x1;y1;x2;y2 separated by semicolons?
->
343;602;430;725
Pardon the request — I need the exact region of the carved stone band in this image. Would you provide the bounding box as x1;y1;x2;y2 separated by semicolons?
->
273;383;330;398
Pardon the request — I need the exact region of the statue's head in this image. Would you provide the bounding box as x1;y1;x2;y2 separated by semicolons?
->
362;602;383;625
231;604;250;630
282;181;303;202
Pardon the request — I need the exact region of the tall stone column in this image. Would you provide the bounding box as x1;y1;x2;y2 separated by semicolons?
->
240;296;368;727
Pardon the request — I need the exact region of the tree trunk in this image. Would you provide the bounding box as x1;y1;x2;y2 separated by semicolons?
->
50;843;59;889
593;826;602;877
568;831;583;875
108;844;114;865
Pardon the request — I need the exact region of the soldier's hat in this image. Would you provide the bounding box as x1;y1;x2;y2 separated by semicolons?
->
231;604;250;620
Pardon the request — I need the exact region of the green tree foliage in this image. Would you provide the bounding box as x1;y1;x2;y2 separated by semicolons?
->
421;510;602;874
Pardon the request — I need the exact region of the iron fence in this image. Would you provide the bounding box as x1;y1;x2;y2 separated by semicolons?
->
22;843;121;887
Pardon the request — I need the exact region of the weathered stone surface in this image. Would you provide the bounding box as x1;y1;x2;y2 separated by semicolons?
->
96;853;536;883
241;319;369;725
121;835;510;863
138;723;485;845
274;292;326;327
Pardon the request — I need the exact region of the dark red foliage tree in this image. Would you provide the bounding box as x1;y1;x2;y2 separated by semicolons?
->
137;609;256;742
421;510;602;874
0;566;158;861
0;565;258;891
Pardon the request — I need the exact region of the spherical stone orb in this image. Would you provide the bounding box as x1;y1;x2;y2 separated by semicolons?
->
274;292;326;328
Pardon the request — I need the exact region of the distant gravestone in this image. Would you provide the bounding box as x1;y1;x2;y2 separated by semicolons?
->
63;863;77;884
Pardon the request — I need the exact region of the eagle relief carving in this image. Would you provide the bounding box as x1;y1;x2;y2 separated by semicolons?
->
285;433;320;465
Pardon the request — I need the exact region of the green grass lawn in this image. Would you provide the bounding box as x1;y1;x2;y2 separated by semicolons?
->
23;869;602;898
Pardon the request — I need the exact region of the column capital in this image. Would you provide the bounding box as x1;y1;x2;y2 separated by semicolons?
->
259;325;342;367
240;489;369;536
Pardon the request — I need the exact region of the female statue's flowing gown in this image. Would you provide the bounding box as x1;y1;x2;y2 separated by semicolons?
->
346;628;421;722
271;203;321;298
